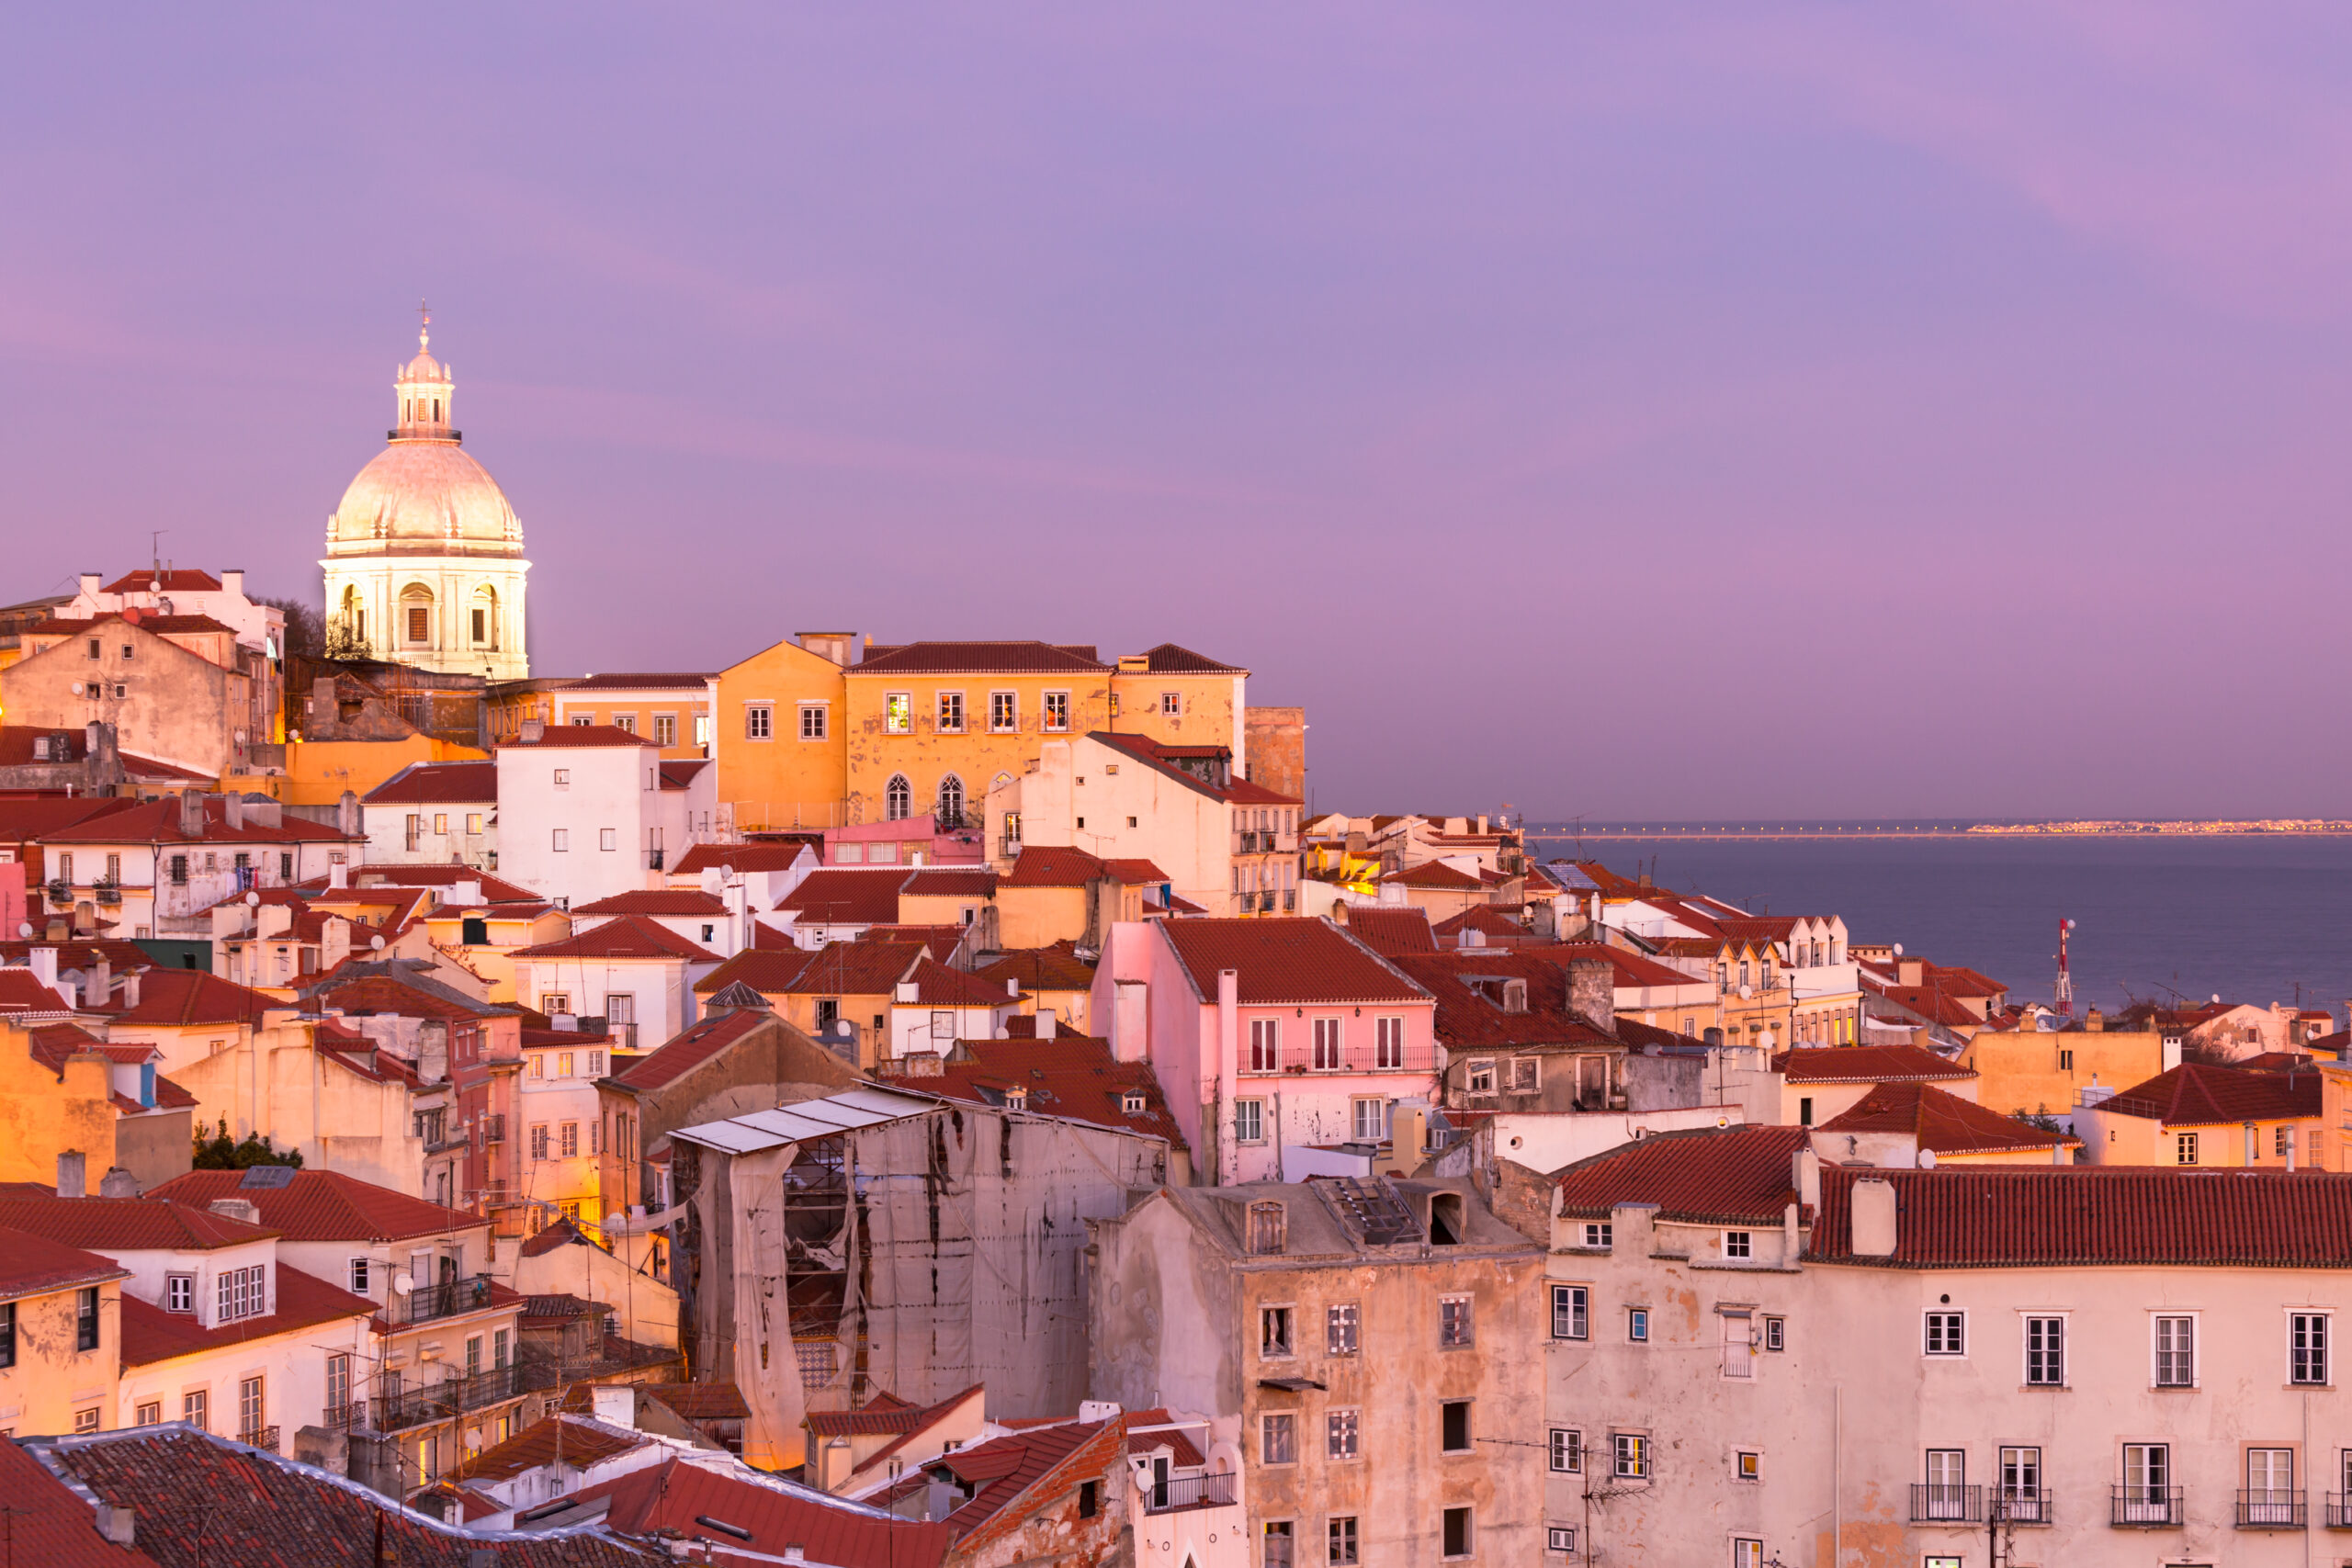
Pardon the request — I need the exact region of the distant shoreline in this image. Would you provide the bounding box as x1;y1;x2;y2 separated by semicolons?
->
1526;821;2352;841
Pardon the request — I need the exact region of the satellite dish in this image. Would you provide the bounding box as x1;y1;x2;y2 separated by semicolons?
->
2063;919;2077;931
17;922;32;939
2211;994;2221;1005
392;1271;415;1295
1893;942;1905;957
371;935;386;952
245;891;261;907
719;864;735;881
1917;1148;1939;1169
1737;985;1754;1000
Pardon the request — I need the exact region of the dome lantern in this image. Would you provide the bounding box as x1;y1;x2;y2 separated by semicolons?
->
392;300;458;443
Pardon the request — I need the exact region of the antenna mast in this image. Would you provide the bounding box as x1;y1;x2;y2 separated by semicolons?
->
2054;919;2076;1019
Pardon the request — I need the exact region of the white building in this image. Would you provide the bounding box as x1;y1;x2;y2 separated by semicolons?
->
61;568;285;660
509;915;720;1049
495;724;666;909
361;760;499;868
321;311;530;681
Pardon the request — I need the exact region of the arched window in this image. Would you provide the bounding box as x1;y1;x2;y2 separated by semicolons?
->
400;586;435;648
935;774;965;829
884;774;911;821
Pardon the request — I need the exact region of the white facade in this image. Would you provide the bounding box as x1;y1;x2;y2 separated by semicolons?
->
496;732;664;908
517;952;705;1049
64;569;284;657
321;315;529;681
362;794;497;870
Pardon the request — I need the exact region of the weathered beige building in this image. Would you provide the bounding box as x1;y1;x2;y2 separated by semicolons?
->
1544;1122;2352;1565
1090;1177;1545;1568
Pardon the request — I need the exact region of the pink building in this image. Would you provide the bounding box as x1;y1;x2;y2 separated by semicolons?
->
1092;916;1438;1184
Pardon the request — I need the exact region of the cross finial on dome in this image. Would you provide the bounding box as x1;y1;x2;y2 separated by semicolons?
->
419;299;432;352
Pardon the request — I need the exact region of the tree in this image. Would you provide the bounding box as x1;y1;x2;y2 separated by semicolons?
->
191;1117;304;1169
256;594;327;660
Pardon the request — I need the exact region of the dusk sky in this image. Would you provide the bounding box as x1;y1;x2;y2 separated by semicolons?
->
6;7;2348;821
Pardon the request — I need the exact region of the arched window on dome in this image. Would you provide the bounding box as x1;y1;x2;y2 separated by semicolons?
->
400;585;435;649
884;774;912;822
936;773;967;830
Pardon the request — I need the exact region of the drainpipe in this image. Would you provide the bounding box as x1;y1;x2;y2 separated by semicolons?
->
1216;969;1239;1184
1832;1382;1841;1566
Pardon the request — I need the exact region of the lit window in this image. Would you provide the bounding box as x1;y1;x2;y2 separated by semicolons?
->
1736;1450;1760;1481
936;692;964;733
1042;692;1069;732
1160;692;1180;716
989;692;1017;731
885;693;911;733
1612;1433;1649;1478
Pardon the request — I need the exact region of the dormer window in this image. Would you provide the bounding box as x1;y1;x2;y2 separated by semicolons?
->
1247;1201;1285;1256
1121;1090;1146;1115
1003;1087;1027;1111
1465;1060;1496;1095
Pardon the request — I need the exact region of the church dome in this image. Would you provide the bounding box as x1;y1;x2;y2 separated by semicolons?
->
323;309;524;558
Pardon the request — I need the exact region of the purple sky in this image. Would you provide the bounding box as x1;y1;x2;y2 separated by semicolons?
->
6;7;2350;820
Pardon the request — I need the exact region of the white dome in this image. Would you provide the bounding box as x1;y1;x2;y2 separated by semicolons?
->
327;439;523;557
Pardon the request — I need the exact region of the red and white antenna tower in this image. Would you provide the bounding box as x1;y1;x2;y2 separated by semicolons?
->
2055;918;2076;1019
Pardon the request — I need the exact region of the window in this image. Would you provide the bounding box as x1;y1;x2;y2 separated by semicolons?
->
406;605;430;644
1925;1312;1964;1356
1548;1529;1577;1555
560;1122;580;1157
1246;1199;1283;1254
1736;1450;1760;1481
1549;1427;1583;1473
494;1327;510;1368
1077;1478;1098;1519
1328;1517;1359;1566
2247;1448;2296;1523
1312;1017;1341;1070
2293;1312;2330;1385
238;1375;265;1438
935;774;965;828
989;691;1017;731
1263;1522;1295;1568
86;637;100;659
2024;1315;2064;1386
1261;1305;1294;1357
1327;1302;1360;1355
558;1052;573;1077
135;1401;161;1426
936;692;965;732
1442;1508;1472;1560
1628;1308;1650;1342
610;714;637;736
598;828;616;852
1250;1018;1280;1073
1374;1016;1404;1069
588;1049;604;1075
2154;1314;2194;1386
1613;1433;1650;1478
1553;1284;1589;1340
326;1353;350;1416
884;773;911;821
571;714;595;727
183;1390;208;1431
551;828;569;852
1798;1096;1813;1126
2120;1442;2170;1518
168;853;187;886
74;1407;100;1435
1764;1315;1786;1352
2176;1131;2199;1164
215;1268;265;1324
1922;1449;1967;1517
1724;1230;1751;1258
1466;1059;1496;1094
1584;1222;1612;1249
2278;1124;2294;1157
790;703;826;741
1261;1412;1296;1465
1509;1055;1540;1091
1722;1312;1755;1377
653;714;676;747
2000;1447;2043;1518
530;1123;550;1160
1236;1100;1266;1145
0;1303;13;1369
1042;692;1069;732
539;994;570;1017
1351;1098;1385;1141
1730;1541;1762;1568
1327;1408;1360;1460
885;692;911;733
73;1285;99;1349
1441;1400;1471;1453
1440;1295;1474;1348
741;703;775;741
164;1273;193;1313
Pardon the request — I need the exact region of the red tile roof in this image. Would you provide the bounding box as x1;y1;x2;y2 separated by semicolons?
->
929;1416;1120;1538
0;1225;130;1300
972;943;1098;993
1555;1124;1812;1224
0;1191;278;1251
908;956;1017;1009
1817;1081;2078;1156
450;1414;651;1483
1001;846;1112;888
362;761;499;805
149;1168;483;1244
1135;642;1243;673
342;864;540;902
560;671;717;691
1430;906;1530;942
0;967;74;1014
29;612;240;637
1380;862;1482;889
860;925;967;964
1122;1409;1207;1467
0;1439;152;1567
579;1456;951;1567
101;567;224;593
0;796;144;844
689;947;819;996
119;1262;376;1365
805;1383;981;1437
35;1428;653;1565
2094;1061;2324;1125
703;942;923;998
308;974;495;1021
1808;1164;2352;1269
1338;906;1439;957
26;1022;154;1072
607;1008;772;1092
898;868;997;897
854;640;1105;674
670;841;815;877
1535;942;1703;990
1771;1043;1975;1084
1156;918;1430;1006
572;889;729;917
1873;984;1987;1029
1220;776;1299;807
510;915;718;963
657;759;708;790
40;796;357;846
1388;952;1614;1049
1101;856;1172;885
774;868;906;926
926;1038;1185;1146
498;724;658;749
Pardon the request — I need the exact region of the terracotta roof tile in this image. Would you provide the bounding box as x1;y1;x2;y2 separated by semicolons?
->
362;761;499;806
0;1225;130;1300
972;944;1097;993
1338;907;1439;957
1555;1124;1812;1224
854;640;1105;675
560;671;717;691
1388;951;1615;1050
908;956;1016;1008
1380;862;1482;889
1771;1043;1975;1084
498;724;658;749
0;1191;279;1252
1156;918;1430;1006
576;1456;951;1566
0;1439;151;1567
925;1038;1184;1146
607;1008;773;1092
690;947;819;997
670;841;817;877
571;889;729;917
1134;641;1243;673
1817;1081;2078;1155
149;1168;482;1244
40;796;356;845
451;1415;651;1483
773;869;906;926
2094;1061;2323;1125
510;916;718;963
120;1262;377;1365
101;568;223;593
898;868;997;897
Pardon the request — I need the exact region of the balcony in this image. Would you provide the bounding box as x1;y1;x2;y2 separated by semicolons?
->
479;1113;506;1144
1992;1488;2052;1527
424;1128;470;1155
1241;1045;1437;1076
1144;1472;1238;1514
236;1426;279;1453
646;848;665;871
93;883;122;908
370;1364;525;1431
2324;1494;2352;1528
2110;1485;2184;1528
1910;1484;1983;1524
2237;1489;2306;1529
397;1273;498;1325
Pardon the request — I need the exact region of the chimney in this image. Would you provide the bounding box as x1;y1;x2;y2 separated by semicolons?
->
590;1384;637;1428
245;795;281;829
1850;1178;1898;1258
330;861;349;890
98;1167;141;1198
1390;1104;1428;1166
1005;976;1020;998
519;718;545;743
56;1150;86;1199
90;954;109;1000
336;789;361;839
177;789;205;839
1111;978;1148;1064
223;793;243;830
222;569;243;599
78;572;100;601
209;1198;262;1225
27;946;60;992
452;880;483;908
2086;1007;2104;1033
1792;1145;1821;1212
95;1504;135;1547
1217;967;1240;1080
121;971;141;1009
1566;958;1614;1032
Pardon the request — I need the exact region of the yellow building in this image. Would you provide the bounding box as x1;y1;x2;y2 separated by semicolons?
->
1959;1014;2177;1120
552;673;714;761
713;635;1249;834
1813;1080;2078;1167
0;1231;127;1438
2075;1060;2328;1168
0;1018;119;1190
